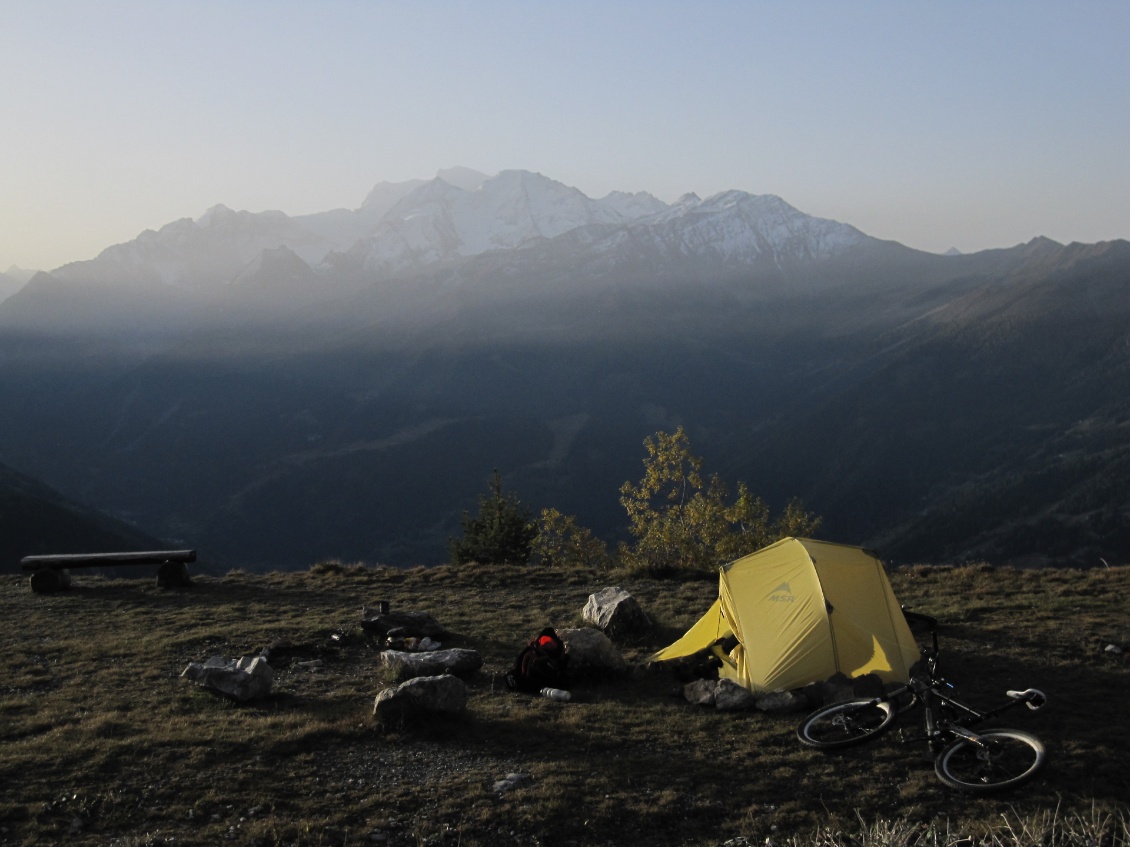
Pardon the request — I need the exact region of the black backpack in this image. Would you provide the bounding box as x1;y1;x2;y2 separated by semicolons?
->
506;627;570;693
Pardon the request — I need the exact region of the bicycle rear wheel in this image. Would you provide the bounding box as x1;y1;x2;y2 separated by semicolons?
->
934;728;1046;793
797;698;896;750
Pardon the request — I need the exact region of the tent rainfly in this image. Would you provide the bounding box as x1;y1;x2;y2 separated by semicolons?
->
650;537;921;693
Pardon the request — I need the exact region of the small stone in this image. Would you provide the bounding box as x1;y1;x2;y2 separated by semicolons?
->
361;607;447;638
493;773;533;794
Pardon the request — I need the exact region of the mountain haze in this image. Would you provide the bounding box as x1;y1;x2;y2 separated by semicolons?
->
0;460;167;573
0;269;27;306
1;169;1126;569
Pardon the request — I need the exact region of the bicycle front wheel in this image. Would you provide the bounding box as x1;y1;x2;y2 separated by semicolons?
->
935;728;1046;793
797;698;896;750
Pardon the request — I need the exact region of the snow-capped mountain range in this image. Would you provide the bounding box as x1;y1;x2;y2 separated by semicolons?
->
3;166;1128;572
41;168;872;294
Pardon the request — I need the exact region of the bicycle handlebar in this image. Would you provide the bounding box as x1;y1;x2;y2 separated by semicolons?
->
1007;688;1048;711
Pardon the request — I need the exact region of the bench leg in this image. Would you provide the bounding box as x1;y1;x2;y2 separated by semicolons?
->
156;560;192;589
29;569;72;594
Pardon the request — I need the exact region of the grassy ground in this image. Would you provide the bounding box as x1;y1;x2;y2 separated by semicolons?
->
1;561;1127;847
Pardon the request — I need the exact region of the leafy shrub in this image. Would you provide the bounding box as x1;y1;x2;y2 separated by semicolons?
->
531;507;611;571
618;426;821;577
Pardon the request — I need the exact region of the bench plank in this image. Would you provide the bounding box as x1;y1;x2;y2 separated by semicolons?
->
21;549;196;571
21;550;197;593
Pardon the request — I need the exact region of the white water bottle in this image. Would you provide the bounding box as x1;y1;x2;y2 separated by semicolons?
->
540;687;571;701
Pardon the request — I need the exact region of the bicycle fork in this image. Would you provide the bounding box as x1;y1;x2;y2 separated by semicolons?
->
916;685;946;753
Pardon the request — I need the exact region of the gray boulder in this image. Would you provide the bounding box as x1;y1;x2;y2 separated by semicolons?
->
181;655;274;702
558;627;627;675
683;678;717;706
373;674;468;719
379;648;482;681
754;689;810;712
851;673;885;699
684;678;793;711
361;607;448;638
582;587;650;638
715;678;758;711
821;672;855;705
821;671;888;706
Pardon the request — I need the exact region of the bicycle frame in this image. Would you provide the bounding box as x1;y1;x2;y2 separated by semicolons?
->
797;610;1048;792
901;675;1037;751
887;615;1044;752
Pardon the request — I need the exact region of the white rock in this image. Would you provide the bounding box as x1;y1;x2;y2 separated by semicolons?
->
582;586;650;638
181;655;274;702
372;674;468;718
379;648;482;680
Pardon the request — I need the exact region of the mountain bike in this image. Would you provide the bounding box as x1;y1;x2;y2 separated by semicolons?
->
796;612;1048;793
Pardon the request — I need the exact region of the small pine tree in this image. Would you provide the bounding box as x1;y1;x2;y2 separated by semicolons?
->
449;470;537;566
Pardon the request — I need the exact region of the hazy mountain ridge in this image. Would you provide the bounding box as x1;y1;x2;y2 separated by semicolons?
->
1;265;40;308
0;270;22;306
0;460;167;572
0;169;1126;569
743;239;1130;565
16;169;882;315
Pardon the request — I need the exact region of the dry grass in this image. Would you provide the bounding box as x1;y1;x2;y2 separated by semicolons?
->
0;562;1127;846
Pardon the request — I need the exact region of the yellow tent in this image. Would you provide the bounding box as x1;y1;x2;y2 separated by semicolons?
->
651;537;920;693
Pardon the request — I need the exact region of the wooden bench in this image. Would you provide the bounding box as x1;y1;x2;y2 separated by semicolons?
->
20;549;197;593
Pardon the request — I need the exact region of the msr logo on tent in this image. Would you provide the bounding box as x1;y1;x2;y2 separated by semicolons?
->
768;582;795;603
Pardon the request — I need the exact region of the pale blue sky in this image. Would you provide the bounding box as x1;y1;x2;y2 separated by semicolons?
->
2;0;1128;271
